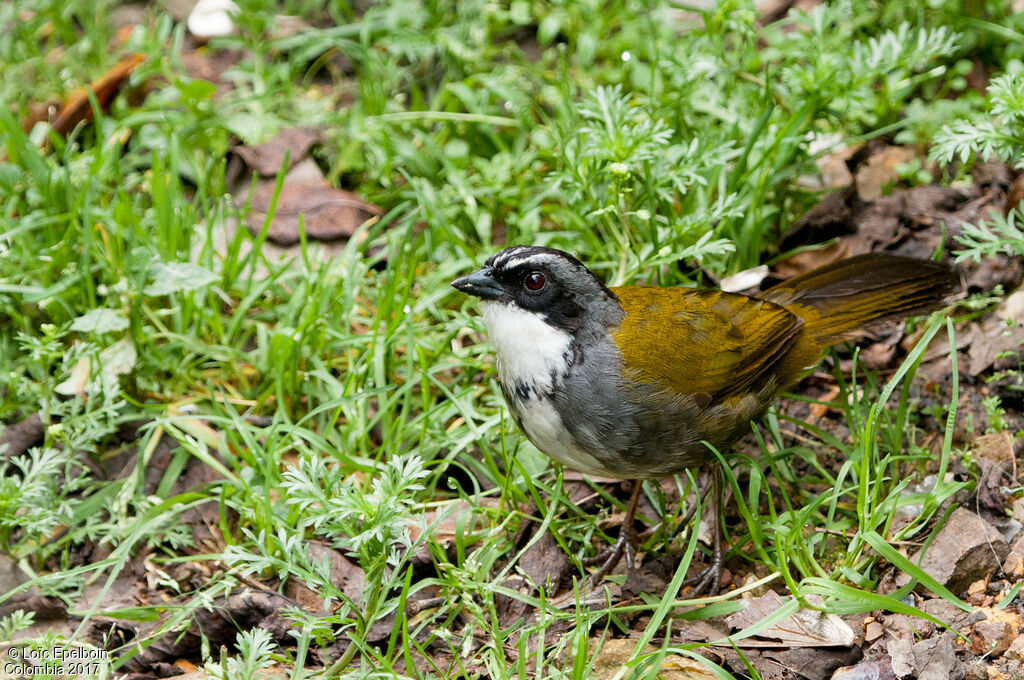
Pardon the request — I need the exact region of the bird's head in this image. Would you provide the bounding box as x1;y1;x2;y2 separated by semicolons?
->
451;246;619;334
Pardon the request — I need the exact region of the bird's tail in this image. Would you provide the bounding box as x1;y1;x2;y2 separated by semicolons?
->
760;254;960;347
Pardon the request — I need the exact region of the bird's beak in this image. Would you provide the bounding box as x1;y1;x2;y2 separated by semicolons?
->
452;267;504;300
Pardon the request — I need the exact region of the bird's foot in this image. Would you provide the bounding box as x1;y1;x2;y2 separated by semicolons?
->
682;548;724;596
584;520;641;582
584;481;647;583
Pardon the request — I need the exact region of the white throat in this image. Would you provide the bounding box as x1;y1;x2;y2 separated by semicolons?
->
479;301;571;393
478;300;615;477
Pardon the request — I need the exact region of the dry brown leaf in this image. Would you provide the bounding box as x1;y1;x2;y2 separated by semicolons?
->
808;384;841;421
232;126;324;176
815;142;858;190
244;158;383;245
50;53;145;139
724;591;855;647
962;316;1024;376
859;341;897;370
774;240;850;279
855;146;917;201
974;430;1015;466
1005;174;1024;216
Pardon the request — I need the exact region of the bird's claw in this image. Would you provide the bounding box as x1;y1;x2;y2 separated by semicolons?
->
682;552;723;596
584;521;640;581
585;482;647;583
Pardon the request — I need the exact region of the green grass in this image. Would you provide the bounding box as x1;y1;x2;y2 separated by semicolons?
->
1;0;1021;677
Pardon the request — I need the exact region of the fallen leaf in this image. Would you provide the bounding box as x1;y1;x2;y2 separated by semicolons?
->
71;308;130;334
50;54;145;139
232;126;324;176
145;262;219;296
963;316;1024;376
588;640;718;680
724;591;855;647
833;659;898;680
244;158;383;245
0;414;46;460
271;14;313;40
179;47;247;95
98;337;137;382
284;542;365;613
996;288;1024;323
412;496;496;541
855;146;917;201
815;143;857;189
774;240;849;279
1004;174;1024;216
859;342;897;370
808;384;841;421
55;356;91;400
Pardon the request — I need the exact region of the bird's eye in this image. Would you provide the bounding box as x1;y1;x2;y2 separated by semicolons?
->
524;272;546;291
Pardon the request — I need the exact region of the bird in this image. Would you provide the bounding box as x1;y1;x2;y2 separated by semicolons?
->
451;245;958;592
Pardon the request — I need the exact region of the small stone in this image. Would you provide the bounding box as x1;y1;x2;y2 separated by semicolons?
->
913;636;959;680
970;608;1021;657
906;508;1009;594
1003;551;1024;579
1012;497;1024;522
972;620;1014;656
865;621;884;643
968;591;991;607
968;578;988;595
1006;635;1024;661
995;517;1023;546
740;572;770;597
989;580;1013;600
887;637;915;678
884;613;935;641
920;598;968;627
188;0;239;40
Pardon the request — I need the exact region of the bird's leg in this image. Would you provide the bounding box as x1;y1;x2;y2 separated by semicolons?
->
636;468;713;544
682;466;724;596
584;480;644;581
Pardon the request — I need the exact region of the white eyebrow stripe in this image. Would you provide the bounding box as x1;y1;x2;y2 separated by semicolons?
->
500;253;562;270
490;246;530;267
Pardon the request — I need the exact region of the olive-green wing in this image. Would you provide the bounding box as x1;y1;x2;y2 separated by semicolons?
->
610;286;804;401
